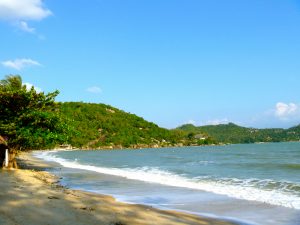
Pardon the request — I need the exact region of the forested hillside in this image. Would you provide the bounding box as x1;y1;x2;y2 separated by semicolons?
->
0;74;213;151
2;75;299;151
177;123;300;144
59;102;193;149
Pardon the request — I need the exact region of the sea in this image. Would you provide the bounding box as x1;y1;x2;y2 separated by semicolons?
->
34;142;300;225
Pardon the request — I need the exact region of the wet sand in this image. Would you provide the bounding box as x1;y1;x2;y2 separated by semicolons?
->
0;152;238;225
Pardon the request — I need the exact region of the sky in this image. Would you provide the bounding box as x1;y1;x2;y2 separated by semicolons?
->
0;0;300;129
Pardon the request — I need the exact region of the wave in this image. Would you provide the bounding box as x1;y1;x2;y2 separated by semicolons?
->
34;151;300;210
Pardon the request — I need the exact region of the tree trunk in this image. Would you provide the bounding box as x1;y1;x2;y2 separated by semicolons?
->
7;150;18;169
1;149;18;169
5;149;8;167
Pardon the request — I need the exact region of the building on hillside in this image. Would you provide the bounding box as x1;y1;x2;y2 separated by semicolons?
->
57;144;73;150
194;134;207;140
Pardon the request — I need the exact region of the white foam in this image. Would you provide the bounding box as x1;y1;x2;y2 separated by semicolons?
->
34;151;300;210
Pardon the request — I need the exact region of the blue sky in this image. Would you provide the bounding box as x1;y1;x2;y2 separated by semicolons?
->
0;0;300;129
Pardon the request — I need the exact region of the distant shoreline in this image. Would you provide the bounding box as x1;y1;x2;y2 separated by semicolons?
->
50;139;300;152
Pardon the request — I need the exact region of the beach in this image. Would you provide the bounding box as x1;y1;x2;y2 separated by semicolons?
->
0;152;238;225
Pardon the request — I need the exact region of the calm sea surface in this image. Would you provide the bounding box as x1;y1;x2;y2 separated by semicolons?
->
35;142;300;225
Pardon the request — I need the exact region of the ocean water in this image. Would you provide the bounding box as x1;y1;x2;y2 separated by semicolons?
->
35;142;300;225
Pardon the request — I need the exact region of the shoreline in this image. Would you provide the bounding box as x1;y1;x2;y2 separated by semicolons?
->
50;140;300;152
0;152;240;225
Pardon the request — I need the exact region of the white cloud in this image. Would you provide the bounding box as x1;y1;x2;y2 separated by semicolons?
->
0;0;52;21
182;118;232;127
275;102;300;120
87;86;102;94
186;119;196;125
247;103;300;128
17;21;35;33
1;58;41;70
0;0;52;33
202;118;230;126
23;82;42;93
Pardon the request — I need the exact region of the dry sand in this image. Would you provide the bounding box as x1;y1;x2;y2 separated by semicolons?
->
0;152;238;225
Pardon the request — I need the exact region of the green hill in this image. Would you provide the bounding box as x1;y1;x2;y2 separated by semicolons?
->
59;102;300;149
177;123;300;144
60;102;190;149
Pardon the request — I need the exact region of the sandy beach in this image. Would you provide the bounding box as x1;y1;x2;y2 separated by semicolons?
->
0;152;238;225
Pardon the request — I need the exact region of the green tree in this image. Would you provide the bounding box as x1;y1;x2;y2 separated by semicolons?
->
187;132;195;140
0;75;70;150
0;75;22;91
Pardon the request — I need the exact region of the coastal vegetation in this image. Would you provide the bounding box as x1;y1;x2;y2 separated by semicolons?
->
59;102;193;149
177;123;300;144
0;75;71;151
1;75;300;154
0;75;212;152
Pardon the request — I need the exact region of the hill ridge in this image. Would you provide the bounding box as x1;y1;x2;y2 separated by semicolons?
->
60;102;194;149
177;123;300;144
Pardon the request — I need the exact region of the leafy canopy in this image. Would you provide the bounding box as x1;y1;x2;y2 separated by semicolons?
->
0;75;70;150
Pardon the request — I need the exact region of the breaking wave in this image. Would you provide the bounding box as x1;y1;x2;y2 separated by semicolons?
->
34;151;300;210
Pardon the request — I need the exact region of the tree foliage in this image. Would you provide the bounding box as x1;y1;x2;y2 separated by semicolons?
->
177;123;300;144
0;75;22;91
0;75;218;151
0;75;70;150
59;102;192;148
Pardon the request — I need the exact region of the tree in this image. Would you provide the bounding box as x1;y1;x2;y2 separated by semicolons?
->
187;132;195;140
0;75;70;150
0;75;22;91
